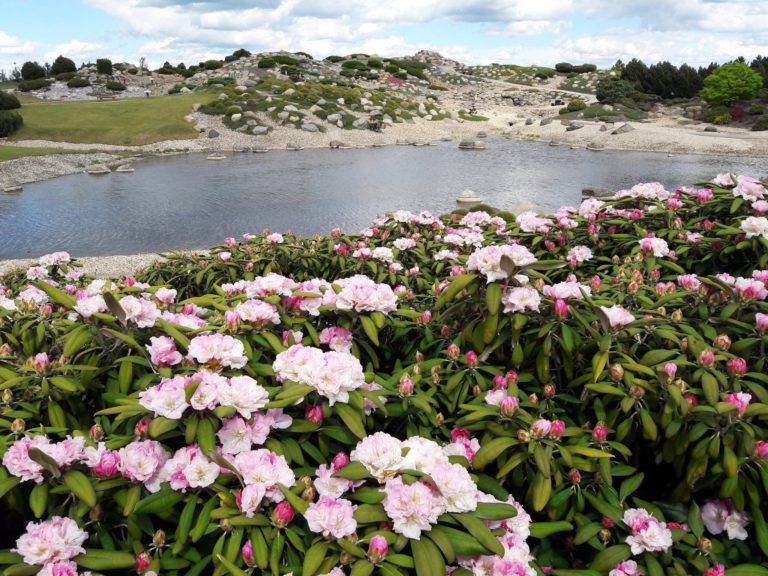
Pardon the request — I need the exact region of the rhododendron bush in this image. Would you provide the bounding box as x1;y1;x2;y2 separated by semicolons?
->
1;175;768;576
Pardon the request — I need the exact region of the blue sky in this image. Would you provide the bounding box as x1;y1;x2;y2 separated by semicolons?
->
2;0;767;74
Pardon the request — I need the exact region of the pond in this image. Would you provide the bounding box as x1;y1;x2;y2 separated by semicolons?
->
1;139;765;258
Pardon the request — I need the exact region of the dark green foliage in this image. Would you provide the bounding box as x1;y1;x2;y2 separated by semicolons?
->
703;104;732;124
224;48;251;63
325;55;345;63
50;55;76;75
0;92;21;110
749;104;765;115
751;114;768;131
206;76;235;86
698;62;719;79
701;62;763;105
622;58;702;99
96;58;113;75
105;81;126;91
0;110;23;136
555;62;573;73
368;57;383;69
66;77;90;88
388;59;429;80
566;98;587;112
428;84;447;91
596;77;640;103
341;60;368;70
18;78;52;91
556;63;596;74
21;61;46;81
258;57;276;68
750;55;768;87
203;59;223;70
54;72;77;81
294;51;313;59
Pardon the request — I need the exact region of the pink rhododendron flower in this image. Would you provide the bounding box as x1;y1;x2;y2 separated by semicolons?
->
639;236;670;257
428;460;478;513
724;392;751;414
305;495;358;538
330;275;398;313
543;277;592;300
160;444;219;491
38;560;86;576
609;560;640;576
73;295;106;318
705;563;725;576
119;440;170;493
187;334;248;369
237;484;267;518
702;500;750;540
502;286;541;313
83;443;121;478
600;305;634;329
235;299;280;327
234;449;295;502
383;476;446;539
350;432;404;482
146;336;182;366
217;416;253;454
623;508;673;555
139;375;190;419
38;252;71;266
467;244;537;283
319;327;353;352
119;295;160;328
567;245;593;262
13;516;88;566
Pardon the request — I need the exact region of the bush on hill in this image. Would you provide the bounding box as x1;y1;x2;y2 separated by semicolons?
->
0;110;23;136
701;62;763;105
96;58;113;75
20;61;46;81
66;77;90;88
17;78;52;92
54;72;77;81
0;91;21;110
203;59;223;70
752;114;768;131
50;55;76;75
105;80;126;91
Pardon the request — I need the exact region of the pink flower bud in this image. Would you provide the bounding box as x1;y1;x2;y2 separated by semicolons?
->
368;534;389;563
705;563;725;576
465;350;478;368
242;540;255;566
272;501;295;528
753;440;768;460
601;516;614;528
727;357;747;377
506;370;519;384
544;240;556;251
492;374;508;389
543;383;556;398
224;236;237;247
440;325;451;337
500;395;519;417
530;419;551;438
724;391;751;414
398;375;414;396
332;452;350;472
135;550;152;572
225;310;240;331
713;334;731;351
685;394;698;407
33;352;49;373
698;349;715;368
219;251;232;262
592;422;608;443
554;298;569;320
550;420;565;438
756;313;768;335
418;310;432;324
134;417;151;438
663;363;678;379
40;304;53;316
181;303;195;315
451;428;471;444
305;405;323;425
89;423;104;442
568;469;581;484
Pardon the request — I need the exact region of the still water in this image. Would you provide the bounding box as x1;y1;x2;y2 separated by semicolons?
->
1;139;765;258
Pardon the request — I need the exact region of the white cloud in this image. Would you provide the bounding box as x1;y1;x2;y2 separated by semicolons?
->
0;31;37;72
44;40;104;63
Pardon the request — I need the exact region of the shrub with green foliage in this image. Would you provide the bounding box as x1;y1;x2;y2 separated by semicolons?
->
325;55;345;63
105;81;126;91
567;98;587;112
1;177;768;576
203;59;223;70
0;91;21;110
596;77;642;104
258;57;277;69
50;55;76;76
701;62;763;105
0;109;23;136
96;58;113;75
368;57;383;69
752;114;768;131
703;104;732;125
20;61;46;81
341;60;368;70
224;48;251;63
66;77;90;88
206;76;235;86
54;72;77;81
17;78;53;92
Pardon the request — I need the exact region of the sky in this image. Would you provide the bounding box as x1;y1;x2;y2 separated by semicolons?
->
2;0;768;75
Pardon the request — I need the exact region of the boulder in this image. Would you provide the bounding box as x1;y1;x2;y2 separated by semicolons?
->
326;113;342;123
286;142;302;151
476;131;487;138
612;123;634;135
540;118;553;126
252;126;269;135
329;140;348;149
566;122;584;131
283;88;296;96
599;124;608;132
301;123;319;132
284;104;299;112
704;126;718;132
277;111;289;120
207;129;220;138
231;113;242;122
458;140;486;150
252;145;268;153
525;118;534;125
352;118;369;130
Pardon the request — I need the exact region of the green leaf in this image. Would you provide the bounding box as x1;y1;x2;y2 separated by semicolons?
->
472;437;518;470
335;403;367;439
725;566;768;576
302;542;330;576
64;470;97;508
0;476;21;499
360;316;380;346
486;282;502;315
567;446;614;459
335;462;372;481
412;535;446;576
473;502;518;521
531;472;552;512
29;482;48;518
133;488;184;515
277;483;309;515
452;513;504;556
589;545;631;572
529;521;574;538
76;550;136;570
27;447;61;479
216;554;248;576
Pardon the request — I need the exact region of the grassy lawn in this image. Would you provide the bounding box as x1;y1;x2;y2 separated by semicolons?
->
0;146;91;162
10;92;211;145
0;81;18;90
